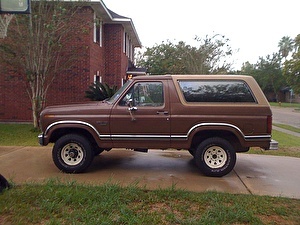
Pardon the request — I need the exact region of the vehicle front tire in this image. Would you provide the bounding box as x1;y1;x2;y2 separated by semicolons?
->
52;134;94;173
194;137;236;177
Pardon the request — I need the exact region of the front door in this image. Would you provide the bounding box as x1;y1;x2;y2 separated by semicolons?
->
110;80;170;149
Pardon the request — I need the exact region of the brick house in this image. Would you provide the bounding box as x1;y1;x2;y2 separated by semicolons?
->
0;0;144;122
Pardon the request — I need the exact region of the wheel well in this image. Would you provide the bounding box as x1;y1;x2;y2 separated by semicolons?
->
49;128;97;146
190;130;246;152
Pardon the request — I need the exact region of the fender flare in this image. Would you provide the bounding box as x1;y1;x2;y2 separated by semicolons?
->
187;123;246;144
43;120;107;145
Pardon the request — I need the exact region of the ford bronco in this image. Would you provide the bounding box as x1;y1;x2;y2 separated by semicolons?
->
38;75;278;177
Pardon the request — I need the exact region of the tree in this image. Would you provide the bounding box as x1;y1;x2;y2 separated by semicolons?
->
0;0;88;128
251;54;285;101
283;34;300;93
85;82;117;101
194;34;233;74
240;54;286;101
278;36;294;59
136;34;234;75
240;36;300;101
240;61;255;75
136;41;186;75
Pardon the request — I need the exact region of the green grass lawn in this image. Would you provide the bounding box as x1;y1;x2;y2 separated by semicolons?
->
270;102;300;109
247;129;300;158
273;123;300;133
0;123;40;146
1;180;299;225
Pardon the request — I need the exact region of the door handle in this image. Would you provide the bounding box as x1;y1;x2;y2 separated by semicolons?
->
156;111;169;115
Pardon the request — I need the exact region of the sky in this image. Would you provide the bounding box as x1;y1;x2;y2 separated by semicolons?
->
104;0;299;70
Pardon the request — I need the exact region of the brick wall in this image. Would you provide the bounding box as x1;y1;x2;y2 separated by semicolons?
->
45;7;94;107
0;67;32;122
103;24;127;88
0;6;131;122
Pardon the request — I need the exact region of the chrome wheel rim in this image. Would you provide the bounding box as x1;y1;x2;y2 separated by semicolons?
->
61;143;84;166
204;146;227;169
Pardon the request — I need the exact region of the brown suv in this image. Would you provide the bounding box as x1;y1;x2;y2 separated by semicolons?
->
38;75;278;177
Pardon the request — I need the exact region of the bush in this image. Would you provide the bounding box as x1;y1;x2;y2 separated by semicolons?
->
85;82;117;101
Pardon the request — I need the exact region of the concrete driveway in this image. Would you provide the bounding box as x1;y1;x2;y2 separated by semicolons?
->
1;146;299;199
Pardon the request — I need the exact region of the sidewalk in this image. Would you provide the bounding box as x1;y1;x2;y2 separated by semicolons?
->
272;125;300;137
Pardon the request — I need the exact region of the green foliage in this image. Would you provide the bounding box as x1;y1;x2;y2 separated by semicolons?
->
241;34;300;99
136;34;234;75
1;181;299;224
85;81;118;101
278;36;294;59
241;53;286;101
283;34;300;93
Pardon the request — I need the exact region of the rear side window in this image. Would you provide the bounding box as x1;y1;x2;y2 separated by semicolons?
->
178;80;256;103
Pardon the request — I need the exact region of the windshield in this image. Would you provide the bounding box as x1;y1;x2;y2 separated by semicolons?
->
106;80;132;104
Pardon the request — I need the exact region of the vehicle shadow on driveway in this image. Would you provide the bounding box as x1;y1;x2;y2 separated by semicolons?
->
89;149;199;174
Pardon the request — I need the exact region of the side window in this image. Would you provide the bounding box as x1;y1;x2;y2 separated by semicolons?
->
178;80;256;103
119;82;164;107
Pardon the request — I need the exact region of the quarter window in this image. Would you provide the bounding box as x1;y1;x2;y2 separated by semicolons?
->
178;80;256;103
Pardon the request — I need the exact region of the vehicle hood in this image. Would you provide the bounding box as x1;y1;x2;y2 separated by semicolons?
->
40;101;112;116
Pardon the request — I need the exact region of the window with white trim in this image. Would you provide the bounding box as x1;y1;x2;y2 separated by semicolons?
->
123;31;126;53
94;75;102;83
93;13;102;46
123;31;133;59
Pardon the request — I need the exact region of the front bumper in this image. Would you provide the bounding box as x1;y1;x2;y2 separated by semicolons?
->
38;133;44;146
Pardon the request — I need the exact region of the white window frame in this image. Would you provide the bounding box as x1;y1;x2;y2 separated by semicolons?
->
93;13;102;46
99;20;102;47
123;31;126;53
93;12;97;43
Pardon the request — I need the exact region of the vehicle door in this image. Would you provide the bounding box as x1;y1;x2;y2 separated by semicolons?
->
110;80;170;148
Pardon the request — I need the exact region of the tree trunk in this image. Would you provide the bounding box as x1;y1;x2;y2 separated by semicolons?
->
32;98;39;129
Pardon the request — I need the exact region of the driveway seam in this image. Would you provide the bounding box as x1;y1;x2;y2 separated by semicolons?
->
233;169;253;195
0;147;27;157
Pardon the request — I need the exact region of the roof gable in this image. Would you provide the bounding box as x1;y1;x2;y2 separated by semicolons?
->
90;0;141;47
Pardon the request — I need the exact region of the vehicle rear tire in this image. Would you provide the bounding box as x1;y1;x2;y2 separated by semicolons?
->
52;134;94;173
194;137;236;177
